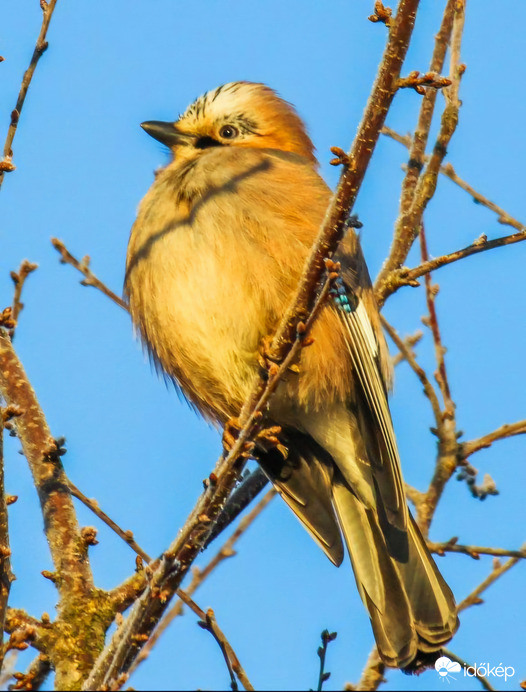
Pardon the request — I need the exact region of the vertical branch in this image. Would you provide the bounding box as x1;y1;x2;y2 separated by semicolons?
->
0;0;59;190
0;412;14;666
375;0;467;305
419;223;453;412
0;329;93;600
399;0;457;214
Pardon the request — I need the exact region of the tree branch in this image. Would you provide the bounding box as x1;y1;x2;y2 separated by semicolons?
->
382;126;526;234
457;545;525;613
0;0;59;190
461;420;526;458
0;415;15;670
125;489;275;681
177;590;254;692
346;648;385;691
391;229;526;287
0;329;116;689
442;649;495;692
374;0;457;300
429;538;526;560
66;479;151;563
51;239;128;312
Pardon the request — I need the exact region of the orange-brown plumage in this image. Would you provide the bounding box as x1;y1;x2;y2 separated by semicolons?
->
126;82;458;669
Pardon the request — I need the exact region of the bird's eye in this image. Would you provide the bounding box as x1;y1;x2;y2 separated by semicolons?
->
219;125;239;140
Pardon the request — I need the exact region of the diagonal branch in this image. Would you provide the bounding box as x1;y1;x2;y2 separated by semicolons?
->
177;590;254;692
429;539;526;560
457;545;525;613
382;126;526;233
83;3;423;684
51;239;128;311
0;0;59;191
66;479;151;563
390;229;526;288
461;420;526;458
442;650;495;692
125;490;275;681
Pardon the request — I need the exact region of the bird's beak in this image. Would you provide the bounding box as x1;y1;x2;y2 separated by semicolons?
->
140;121;192;148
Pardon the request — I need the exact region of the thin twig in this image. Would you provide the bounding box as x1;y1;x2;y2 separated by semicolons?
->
316;629;337;692
51;239;128;311
393;228;526;286
125;489;276;681
462;420;526;458
457;545;525;613
10;261;38;333
442;649;495;692
380;316;442;426
390;329;423;367
440;162;525;231
419;222;453;412
382;126;526;233
0;0;59;190
66;479;151;563
429;539;526;560
176;590;254;692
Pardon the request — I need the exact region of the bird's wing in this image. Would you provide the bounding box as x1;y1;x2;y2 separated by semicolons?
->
333;231;407;530
256;429;344;567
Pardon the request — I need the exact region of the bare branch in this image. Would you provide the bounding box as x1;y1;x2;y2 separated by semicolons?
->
124;490;276;681
316;629;337;692
346;648;385;691
11;654;51;692
0;414;14;666
462;420;526;458
0;331;93;600
457;546;525;613
177;590;254;692
51;238;128;312
442;649;495;692
9;261;38;334
0;0;59;190
380;316;442;426
382;126;526;233
390;329;423;367
0;330;117;688
440;162;525;232
429;538;526;560
392;229;526;287
374;0;457;296
66;479;152;564
419;223;453;412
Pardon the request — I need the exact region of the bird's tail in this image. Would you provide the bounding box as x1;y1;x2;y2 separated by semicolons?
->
332;475;459;669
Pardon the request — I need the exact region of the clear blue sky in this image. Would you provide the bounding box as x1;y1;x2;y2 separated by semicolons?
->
1;1;525;690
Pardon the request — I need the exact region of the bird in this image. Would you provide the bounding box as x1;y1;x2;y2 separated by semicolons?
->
125;81;459;670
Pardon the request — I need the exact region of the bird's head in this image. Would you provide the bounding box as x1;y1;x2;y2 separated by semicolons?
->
141;81;317;165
